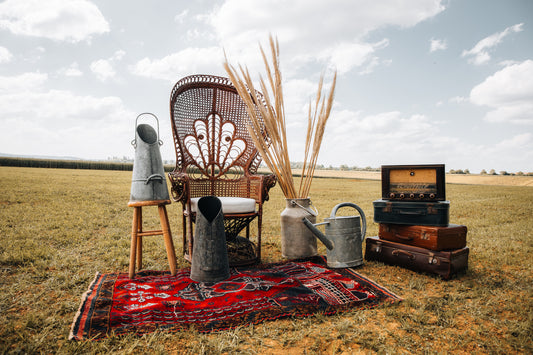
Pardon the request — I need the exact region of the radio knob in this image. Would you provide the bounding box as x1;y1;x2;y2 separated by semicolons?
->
409;193;415;199
429;193;435;199
389;193;395;198
419;194;425;199
399;193;405;199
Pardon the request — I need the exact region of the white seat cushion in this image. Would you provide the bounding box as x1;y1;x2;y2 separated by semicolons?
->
190;197;256;214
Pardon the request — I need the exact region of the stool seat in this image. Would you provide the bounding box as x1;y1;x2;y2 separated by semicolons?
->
129;201;177;279
128;199;171;207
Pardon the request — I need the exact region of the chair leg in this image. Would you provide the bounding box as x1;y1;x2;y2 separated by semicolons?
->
257;213;262;262
182;212;187;258
159;205;177;276
129;206;141;279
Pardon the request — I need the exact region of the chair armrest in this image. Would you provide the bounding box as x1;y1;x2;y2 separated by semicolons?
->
167;171;189;203
250;173;277;203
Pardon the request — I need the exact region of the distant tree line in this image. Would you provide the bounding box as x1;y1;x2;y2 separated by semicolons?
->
2;157;530;176
450;168;532;176
0;157;174;172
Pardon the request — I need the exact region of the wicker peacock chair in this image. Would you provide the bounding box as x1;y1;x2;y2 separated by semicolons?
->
168;74;277;266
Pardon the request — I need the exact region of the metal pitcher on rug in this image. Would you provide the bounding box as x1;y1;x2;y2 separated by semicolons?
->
190;196;230;283
303;202;367;268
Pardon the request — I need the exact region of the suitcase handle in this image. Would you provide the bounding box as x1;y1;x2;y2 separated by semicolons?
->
392;249;415;260
398;210;424;215
394;233;413;241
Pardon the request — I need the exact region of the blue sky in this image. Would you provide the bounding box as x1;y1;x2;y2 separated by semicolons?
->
0;0;531;173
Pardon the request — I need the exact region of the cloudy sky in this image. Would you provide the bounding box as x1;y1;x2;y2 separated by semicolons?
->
0;0;532;173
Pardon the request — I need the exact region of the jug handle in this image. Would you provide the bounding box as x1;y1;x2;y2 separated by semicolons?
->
331;202;367;241
291;199;318;217
131;112;163;148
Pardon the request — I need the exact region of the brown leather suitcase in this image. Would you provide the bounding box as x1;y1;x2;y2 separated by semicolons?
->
365;236;469;280
378;224;467;251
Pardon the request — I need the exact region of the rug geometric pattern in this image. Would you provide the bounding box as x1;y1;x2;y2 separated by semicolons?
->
70;256;401;340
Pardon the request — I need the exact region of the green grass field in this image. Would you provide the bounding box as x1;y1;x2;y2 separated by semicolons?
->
1;166;531;354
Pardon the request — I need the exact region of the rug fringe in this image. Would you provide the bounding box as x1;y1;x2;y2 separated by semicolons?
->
69;272;101;341
347;268;403;302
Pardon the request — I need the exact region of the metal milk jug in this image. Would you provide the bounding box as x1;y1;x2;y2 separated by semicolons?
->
280;198;319;259
303;202;367;268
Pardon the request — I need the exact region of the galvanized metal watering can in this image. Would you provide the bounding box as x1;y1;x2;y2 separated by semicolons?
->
302;202;367;268
129;113;170;203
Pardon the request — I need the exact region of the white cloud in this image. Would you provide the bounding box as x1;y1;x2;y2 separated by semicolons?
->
0;0;109;43
132;0;444;83
470;60;533;124
207;0;445;74
317;109;451;167
430;38;447;52
0;46;13;63
90;50;126;82
61;62;83;77
462;23;524;65
0;72;48;93
175;9;189;24
0;72;135;159
90;60;116;82
325;39;389;75
449;96;468;104
130;47;225;81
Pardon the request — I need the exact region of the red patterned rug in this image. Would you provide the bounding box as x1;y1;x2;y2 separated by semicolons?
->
70;256;401;340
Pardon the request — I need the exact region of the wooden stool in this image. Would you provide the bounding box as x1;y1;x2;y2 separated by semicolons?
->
128;199;177;279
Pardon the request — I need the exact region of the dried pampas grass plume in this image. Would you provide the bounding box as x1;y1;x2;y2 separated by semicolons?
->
224;35;336;199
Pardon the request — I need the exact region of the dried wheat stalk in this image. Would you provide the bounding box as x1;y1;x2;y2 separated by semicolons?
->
224;35;336;199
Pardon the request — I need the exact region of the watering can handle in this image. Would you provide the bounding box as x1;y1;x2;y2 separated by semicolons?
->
131;112;163;148
291;200;318;217
330;202;367;241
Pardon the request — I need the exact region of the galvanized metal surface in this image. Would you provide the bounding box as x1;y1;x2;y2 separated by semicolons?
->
190;196;230;282
303;202;367;268
130;113;170;203
280;198;318;259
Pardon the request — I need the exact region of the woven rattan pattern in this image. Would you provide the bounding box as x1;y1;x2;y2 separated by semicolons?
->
168;74;276;265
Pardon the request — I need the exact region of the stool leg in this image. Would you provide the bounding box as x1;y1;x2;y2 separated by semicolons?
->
129;206;141;279
159;205;177;276
136;208;143;271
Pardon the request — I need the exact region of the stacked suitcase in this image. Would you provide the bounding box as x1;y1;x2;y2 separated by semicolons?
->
365;165;469;280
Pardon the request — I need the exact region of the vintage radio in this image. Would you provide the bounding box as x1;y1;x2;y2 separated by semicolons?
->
381;164;445;201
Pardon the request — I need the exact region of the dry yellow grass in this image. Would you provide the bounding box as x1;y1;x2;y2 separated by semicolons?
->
1;166;531;354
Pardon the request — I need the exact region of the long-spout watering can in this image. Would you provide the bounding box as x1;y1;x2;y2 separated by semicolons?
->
302;202;367;268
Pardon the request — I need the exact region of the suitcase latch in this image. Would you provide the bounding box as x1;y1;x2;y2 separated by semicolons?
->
384;202;393;213
427;204;437;214
428;253;438;264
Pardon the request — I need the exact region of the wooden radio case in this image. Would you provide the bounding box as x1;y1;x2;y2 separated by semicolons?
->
381;164;445;201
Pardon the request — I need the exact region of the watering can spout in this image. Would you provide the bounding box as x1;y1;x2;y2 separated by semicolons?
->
302;218;334;250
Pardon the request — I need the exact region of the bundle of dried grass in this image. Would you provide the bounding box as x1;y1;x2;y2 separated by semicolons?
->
224;35;336;199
